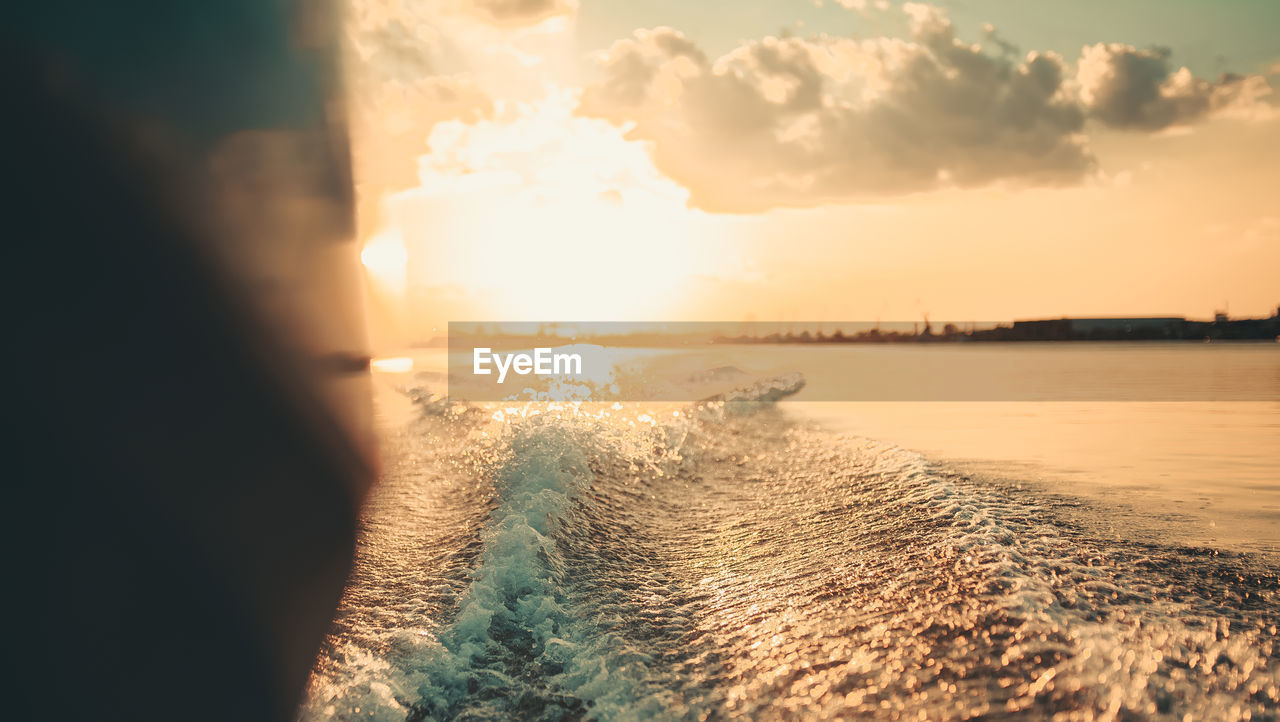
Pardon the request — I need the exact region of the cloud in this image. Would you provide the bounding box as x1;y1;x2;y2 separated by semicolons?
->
344;6;496;231
351;18;441;82
1077;43;1272;130
579;6;1091;212
353;75;492;191
415;91;685;205
460;0;578;27
578;4;1275;212
346;13;491;155
824;0;891;12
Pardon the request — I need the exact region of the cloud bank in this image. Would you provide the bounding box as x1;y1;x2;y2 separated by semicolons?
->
578;3;1274;211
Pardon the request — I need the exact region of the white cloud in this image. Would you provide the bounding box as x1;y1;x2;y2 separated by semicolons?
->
579;9;1092;211
577;5;1275;211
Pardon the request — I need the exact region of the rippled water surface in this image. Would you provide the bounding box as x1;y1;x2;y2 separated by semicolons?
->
794;400;1280;554
301;376;1280;720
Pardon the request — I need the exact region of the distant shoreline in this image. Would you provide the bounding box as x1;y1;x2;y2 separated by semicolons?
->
426;313;1280;348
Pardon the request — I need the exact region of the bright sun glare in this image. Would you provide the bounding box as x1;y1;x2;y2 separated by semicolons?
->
376;93;726;322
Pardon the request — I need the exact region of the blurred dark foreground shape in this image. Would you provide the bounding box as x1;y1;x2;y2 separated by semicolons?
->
6;2;375;719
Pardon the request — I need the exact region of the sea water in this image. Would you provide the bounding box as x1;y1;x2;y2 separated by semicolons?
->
301;344;1279;720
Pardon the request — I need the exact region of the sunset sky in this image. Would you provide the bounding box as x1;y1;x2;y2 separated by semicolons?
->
350;0;1280;345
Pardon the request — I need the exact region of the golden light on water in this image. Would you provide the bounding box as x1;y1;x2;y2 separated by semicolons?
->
369;356;414;374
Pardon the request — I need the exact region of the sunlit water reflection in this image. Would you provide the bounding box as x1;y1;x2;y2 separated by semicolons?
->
301;379;1279;720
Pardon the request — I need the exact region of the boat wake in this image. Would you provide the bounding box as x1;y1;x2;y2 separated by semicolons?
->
302;374;1279;720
